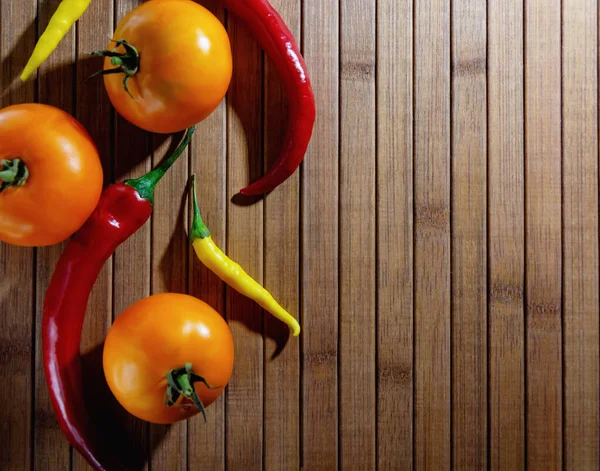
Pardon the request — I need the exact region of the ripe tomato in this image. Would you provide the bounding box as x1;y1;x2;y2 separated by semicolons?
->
101;0;232;134
103;293;234;424
0;104;103;247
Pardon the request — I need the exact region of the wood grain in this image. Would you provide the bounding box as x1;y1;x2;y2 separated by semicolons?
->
149;132;189;471
525;0;563;469
225;12;263;471
262;0;301;470
300;1;340;469
339;0;376;469
0;3;36;470
488;1;526;469
414;0;451;469
562;0;600;468
451;0;487;468
376;0;413;468
33;0;75;468
187;4;227;469
2;1;600;469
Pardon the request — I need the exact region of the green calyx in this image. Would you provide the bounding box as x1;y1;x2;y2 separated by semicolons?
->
0;159;29;193
189;174;212;242
164;362;220;423
125;126;195;206
89;39;140;99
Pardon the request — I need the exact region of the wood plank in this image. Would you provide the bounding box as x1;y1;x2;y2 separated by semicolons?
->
414;0;451;469
376;0;413;467
111;1;152;469
187;5;227;470
71;0;115;470
524;0;563;468
300;1;340;469
262;0;301;469
225;12;263;471
0;3;36;470
562;0;600;467
487;1;525;469
339;0;376;469
33;0;76;468
149;131;189;471
451;1;487;468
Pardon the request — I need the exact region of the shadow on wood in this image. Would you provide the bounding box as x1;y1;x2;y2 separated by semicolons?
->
80;342;169;470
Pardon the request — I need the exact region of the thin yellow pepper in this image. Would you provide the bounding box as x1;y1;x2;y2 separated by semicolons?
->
189;175;301;336
21;0;92;81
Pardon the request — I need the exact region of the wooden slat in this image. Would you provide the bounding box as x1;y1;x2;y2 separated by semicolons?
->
33;0;75;468
262;0;301;470
187;5;227;471
300;1;340;469
414;0;451;469
451;0;487;468
525;1;563;469
111;1;152;469
0;2;36;469
225;13;263;471
149;132;189;471
562;0;600;467
71;0;114;469
339;0;376;469
488;1;525;469
376;0;413;468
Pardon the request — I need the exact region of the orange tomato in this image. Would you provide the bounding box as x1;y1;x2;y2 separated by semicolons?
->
103;293;234;424
102;0;232;134
0;104;103;247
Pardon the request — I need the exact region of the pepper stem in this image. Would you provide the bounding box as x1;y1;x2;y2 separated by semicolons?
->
125;127;195;206
164;362;220;423
0;159;29;193
190;174;212;241
88;39;140;99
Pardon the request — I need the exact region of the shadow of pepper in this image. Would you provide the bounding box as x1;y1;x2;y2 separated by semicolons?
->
80;342;169;470
172;179;291;357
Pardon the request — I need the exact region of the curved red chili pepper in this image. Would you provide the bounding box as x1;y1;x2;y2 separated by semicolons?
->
42;128;194;471
223;0;316;196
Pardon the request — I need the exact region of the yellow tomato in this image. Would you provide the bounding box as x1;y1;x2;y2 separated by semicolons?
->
0;104;103;247
103;293;234;424
102;0;232;133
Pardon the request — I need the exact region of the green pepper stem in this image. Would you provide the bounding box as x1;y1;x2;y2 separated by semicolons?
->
0;159;29;193
125;127;195;206
164;362;220;423
190;174;212;241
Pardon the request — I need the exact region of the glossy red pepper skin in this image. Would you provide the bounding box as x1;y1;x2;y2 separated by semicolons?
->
224;0;316;196
43;183;152;470
42;127;194;470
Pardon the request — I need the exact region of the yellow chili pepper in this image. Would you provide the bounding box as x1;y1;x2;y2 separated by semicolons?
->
21;0;92;81
189;175;301;336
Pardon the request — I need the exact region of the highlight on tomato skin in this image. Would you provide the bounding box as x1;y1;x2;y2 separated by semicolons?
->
0;103;103;247
103;293;234;425
97;0;233;134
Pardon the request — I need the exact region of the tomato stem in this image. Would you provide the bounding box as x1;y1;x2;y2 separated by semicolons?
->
89;39;140;99
164;362;220;423
0;159;29;193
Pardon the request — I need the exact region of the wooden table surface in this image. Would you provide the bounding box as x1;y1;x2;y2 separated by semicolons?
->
2;0;599;470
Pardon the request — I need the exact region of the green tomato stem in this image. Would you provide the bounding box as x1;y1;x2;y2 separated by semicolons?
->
164;362;220;423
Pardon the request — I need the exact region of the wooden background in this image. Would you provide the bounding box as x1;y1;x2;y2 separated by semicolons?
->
1;0;599;469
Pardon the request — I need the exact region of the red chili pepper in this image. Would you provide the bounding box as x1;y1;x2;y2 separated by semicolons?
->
224;0;316;196
42;127;195;471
